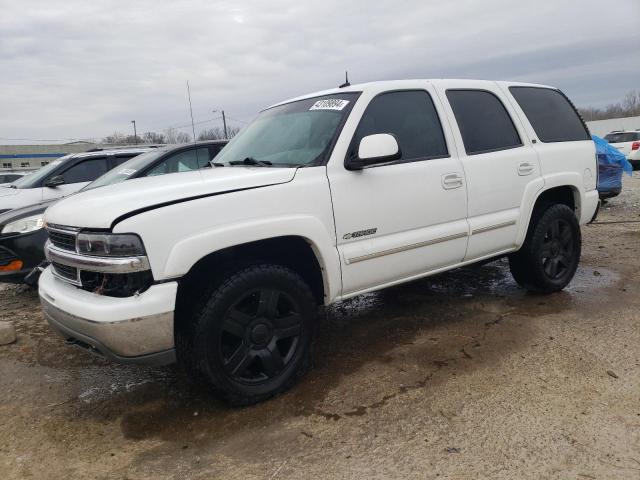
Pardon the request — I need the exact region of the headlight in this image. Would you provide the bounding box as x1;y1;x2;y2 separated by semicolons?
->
77;232;146;257
1;214;44;235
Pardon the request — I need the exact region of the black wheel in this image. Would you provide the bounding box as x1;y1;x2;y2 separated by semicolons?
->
181;264;317;405
509;204;581;293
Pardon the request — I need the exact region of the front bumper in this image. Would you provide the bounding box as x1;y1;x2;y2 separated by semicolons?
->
39;267;177;365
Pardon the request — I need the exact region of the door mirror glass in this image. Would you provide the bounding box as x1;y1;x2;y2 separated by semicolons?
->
349;133;401;170
44;175;65;187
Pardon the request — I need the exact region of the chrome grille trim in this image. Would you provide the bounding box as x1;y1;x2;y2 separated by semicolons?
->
45;241;151;275
51;261;81;286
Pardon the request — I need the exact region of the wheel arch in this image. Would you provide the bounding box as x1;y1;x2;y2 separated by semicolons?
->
517;176;583;247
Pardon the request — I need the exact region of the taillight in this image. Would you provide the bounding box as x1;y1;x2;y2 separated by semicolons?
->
632;141;640;151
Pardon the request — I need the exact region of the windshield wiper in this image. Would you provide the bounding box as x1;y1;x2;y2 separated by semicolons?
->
228;157;273;167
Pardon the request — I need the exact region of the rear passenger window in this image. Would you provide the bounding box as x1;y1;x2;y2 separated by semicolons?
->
446;90;522;155
351;90;448;162
509;87;590;143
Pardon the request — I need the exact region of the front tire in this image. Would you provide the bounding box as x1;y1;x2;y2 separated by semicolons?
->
180;264;317;406
509;204;581;293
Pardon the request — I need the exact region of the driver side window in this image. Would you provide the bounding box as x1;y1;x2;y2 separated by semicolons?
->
351;90;449;162
146;147;211;176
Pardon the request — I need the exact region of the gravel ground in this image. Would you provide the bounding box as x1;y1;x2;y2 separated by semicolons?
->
1;174;639;480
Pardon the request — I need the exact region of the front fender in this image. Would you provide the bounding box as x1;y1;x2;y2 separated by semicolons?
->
163;215;342;304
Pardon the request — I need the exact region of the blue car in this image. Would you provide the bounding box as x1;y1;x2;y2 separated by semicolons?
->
593;135;632;200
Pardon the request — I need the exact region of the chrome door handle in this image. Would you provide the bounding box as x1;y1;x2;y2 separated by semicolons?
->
518;162;535;176
441;173;463;189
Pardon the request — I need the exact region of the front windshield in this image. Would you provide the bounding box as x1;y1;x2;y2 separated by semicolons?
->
215;93;360;167
10;154;74;189
84;149;169;190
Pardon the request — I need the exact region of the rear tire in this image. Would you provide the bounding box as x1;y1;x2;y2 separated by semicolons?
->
509;204;581;293
179;263;317;406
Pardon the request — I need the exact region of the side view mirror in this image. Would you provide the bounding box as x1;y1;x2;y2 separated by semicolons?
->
347;133;401;170
44;175;65;187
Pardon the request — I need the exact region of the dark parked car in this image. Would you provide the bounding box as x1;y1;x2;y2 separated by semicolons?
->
0;141;227;283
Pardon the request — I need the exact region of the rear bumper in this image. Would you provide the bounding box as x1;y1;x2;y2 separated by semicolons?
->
39;267;177;365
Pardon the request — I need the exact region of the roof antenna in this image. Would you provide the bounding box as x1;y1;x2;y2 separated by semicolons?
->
339;71;350;88
187;80;203;171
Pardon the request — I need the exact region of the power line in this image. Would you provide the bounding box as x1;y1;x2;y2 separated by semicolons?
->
1;112;249;144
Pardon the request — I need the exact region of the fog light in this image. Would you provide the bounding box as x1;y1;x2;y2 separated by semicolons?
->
0;260;24;272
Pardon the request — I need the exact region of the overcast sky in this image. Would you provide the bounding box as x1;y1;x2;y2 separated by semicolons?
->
1;0;638;144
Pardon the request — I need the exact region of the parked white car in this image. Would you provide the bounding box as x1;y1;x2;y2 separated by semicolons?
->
604;130;640;169
0;148;153;213
0;170;30;186
39;79;599;405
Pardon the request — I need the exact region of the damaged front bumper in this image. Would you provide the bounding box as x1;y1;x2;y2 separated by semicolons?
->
39;267;177;366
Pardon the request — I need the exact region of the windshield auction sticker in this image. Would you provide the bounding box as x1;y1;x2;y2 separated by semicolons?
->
309;99;350;111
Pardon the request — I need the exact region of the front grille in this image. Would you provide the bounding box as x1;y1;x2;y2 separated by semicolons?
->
52;262;78;282
0;246;18;265
48;229;77;251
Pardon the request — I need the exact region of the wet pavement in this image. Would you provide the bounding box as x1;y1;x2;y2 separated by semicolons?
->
1;174;640;479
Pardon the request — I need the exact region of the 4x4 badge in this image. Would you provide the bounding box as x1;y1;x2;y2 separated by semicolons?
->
343;228;377;240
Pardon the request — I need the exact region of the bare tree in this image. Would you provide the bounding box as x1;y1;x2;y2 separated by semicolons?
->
142;131;166;144
198;126;240;141
102;132;127;144
164;127;192;144
579;89;640;121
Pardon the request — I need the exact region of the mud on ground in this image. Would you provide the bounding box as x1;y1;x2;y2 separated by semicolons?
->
1;174;639;479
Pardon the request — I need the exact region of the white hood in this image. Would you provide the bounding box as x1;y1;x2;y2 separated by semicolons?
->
0;186;20;198
44;167;297;229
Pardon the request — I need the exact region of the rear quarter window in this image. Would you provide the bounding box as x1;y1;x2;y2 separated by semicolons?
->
509;87;590;143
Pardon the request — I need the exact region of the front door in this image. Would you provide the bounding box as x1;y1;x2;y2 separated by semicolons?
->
327;87;468;296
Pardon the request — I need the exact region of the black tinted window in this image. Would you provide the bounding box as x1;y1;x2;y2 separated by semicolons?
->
113;155;138;167
61;158;108;183
447;90;522;155
146;147;210;176
509;87;590;142
352;90;448;162
604;132;640;143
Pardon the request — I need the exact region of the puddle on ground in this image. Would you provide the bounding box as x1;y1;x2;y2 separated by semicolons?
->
2;257;623;448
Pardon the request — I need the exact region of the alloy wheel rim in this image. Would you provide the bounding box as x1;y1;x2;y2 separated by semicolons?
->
219;288;302;384
541;218;573;280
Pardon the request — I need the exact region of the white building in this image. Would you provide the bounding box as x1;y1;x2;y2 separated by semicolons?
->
586;116;640;137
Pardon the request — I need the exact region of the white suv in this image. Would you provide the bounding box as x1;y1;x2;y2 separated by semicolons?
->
604;130;640;169
39;80;599;405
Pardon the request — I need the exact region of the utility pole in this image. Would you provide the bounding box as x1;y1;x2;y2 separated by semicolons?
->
131;120;137;145
221;110;228;139
213;110;228;139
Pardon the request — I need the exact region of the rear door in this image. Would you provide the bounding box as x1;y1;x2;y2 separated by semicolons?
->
327;84;469;296
434;80;542;261
505;85;594;200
